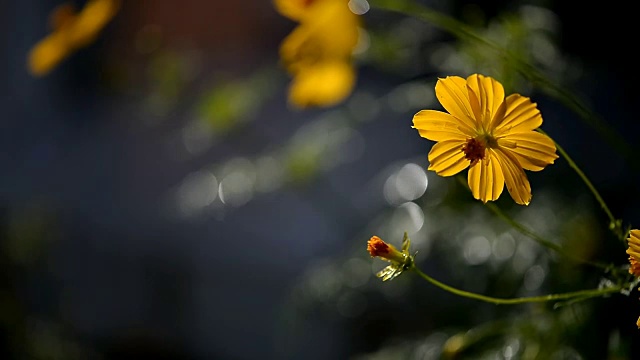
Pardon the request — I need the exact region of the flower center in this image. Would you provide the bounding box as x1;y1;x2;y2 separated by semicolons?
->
462;138;486;165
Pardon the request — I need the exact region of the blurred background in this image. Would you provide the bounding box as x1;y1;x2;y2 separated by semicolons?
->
2;0;640;359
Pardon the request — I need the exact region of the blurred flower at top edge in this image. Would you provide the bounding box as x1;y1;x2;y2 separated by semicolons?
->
27;0;121;76
274;0;361;109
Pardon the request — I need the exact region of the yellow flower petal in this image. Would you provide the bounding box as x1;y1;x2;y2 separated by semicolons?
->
273;0;316;21
427;140;469;176
27;0;119;77
627;230;640;277
467;150;505;203
69;0;121;47
276;0;359;109
27;32;71;76
279;25;310;73
288;61;355;108
493;148;532;205
627;249;640;258
412;110;474;141
279;0;359;74
288;0;359;60
494;94;542;136
498;131;558;171
628;242;640;254
435;76;479;131
465;74;505;129
628;230;640;253
49;3;77;31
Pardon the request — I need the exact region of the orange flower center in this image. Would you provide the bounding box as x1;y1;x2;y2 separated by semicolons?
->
462;138;486;165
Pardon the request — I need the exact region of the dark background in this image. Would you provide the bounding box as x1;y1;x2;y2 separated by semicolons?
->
2;0;639;359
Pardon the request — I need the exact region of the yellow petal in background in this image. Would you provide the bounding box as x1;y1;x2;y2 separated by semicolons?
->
298;0;360;58
28;32;72;76
277;0;360;109
69;0;121;47
279;0;359;73
427;140;469;176
279;24;315;74
27;0;120;77
435;76;479;131
49;3;77;31
412;110;473;141
288;61;355;108
273;0;317;21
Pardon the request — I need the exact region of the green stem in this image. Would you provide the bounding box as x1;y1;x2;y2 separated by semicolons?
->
411;266;623;305
367;0;635;165
483;201;610;270
536;129;624;241
453;175;611;271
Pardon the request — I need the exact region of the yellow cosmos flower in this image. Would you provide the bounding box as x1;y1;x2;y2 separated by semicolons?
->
275;0;360;108
626;230;640;277
28;0;121;76
412;74;558;205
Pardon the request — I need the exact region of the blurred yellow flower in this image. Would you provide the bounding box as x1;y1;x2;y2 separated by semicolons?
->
275;0;360;108
367;233;413;281
412;74;558;205
288;61;355;108
28;0;121;76
273;0;316;21
626;230;640;277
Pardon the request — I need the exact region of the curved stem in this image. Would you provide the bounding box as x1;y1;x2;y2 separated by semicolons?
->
411;266;623;305
367;0;635;165
453;175;612;271
483;201;610;270
536;129;624;242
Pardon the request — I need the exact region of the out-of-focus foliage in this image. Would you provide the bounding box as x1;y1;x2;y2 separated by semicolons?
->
433;5;574;93
282;167;624;358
